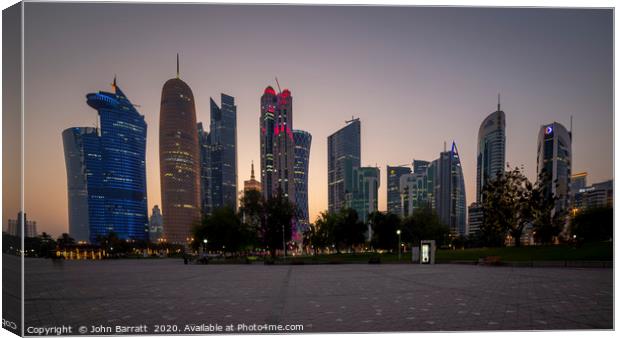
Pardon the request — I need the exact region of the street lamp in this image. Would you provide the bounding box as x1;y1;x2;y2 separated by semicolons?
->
396;229;402;260
203;238;208;254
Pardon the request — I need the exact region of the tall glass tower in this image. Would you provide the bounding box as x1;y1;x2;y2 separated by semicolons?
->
387;166;411;215
476;97;506;203
63;78;149;243
260;86;295;202
207;94;238;211
537;122;572;214
327;118;361;213
159;57;201;244
436;142;467;236
293;129;312;240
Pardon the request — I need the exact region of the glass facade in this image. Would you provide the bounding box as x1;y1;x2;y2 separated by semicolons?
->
537;122;572;214
159;75;201;244
63;81;149;243
327;119;361;213
387;166;411;215
476;106;506;203
436;142;467;236
293;130;312;241
347;167;380;223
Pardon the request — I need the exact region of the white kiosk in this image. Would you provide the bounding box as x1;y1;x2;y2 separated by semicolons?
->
419;240;436;264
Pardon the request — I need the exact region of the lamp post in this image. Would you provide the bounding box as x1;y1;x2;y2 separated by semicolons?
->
203;238;208;254
396;229;402;260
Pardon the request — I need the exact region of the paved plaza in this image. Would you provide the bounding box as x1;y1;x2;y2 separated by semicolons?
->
19;256;612;334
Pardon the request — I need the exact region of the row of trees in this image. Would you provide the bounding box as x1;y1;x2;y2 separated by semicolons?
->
477;165;611;247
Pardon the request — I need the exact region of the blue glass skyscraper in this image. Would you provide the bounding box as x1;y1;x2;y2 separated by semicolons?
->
293;129;312;239
63;79;148;243
328;118;361;213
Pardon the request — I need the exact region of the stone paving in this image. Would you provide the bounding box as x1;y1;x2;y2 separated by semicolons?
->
20;257;612;334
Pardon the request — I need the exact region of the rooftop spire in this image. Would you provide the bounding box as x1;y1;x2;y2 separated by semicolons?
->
176;53;180;79
112;74;117;91
497;93;501;111
251;161;255;179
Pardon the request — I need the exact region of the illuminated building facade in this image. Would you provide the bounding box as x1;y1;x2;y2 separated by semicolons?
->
387;166;411;215
436;142;467;236
476;98;506;203
7;212;37;238
293;129;312;239
243;162;261;193
260;86;295;202
159;58;201;244
62;79;149;243
328;118;361;213
536;122;572;215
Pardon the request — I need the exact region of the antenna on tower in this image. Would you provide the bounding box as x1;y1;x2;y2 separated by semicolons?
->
497;93;501;111
570;115;573;139
444;141;447;152
176;53;180;79
275;77;282;93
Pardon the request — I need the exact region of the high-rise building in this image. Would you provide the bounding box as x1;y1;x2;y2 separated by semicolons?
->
436;142;467;236
62;126;98;242
260;86;296;202
476;97;506;203
573;179;613;211
197;122;211;215
347;167;380;224
467;203;483;236
387;166;411;215
243;162;262;193
62;79;149;243
399;169;430;218
202;94;238;213
293;130;312;238
536;122;572;215
328;118;361;213
159;57;201;244
149;205;164;242
571;172;588;193
7;212;37;238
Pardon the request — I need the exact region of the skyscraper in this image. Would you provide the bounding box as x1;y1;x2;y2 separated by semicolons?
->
537;122;572;215
399;168;430;218
204;94;238;212
159;56;201;244
149;205;164;242
387;166;411;215
476;96;506;203
197;122;211;215
260;86;296;202
243;162;261;193
328;118;361;213
293;130;312;236
348;167;380;223
436;142;467;236
62;79;149;243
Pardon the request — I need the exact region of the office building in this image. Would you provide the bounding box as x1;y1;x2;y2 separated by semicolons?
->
387;166;411;215
536;122;572;215
347;166;380;223
399;168;430;218
243;162;262;193
159;57;201;244
467;203;483;236
149;205;164;242
63;78;149;243
201;94;238;213
573;179;613;211
476;97;506;203
7;212;37;238
436;142;467;236
260;86;295;202
328;118;361;213
293;130;312;238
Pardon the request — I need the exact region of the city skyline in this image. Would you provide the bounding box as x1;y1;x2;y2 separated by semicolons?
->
14;4;613;237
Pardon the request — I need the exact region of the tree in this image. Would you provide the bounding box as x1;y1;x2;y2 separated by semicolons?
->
303;222;329;255
400;207;450;247
334;208;366;252
313;211;338;252
192;207;253;254
530;170;563;244
261;190;297;258
480;166;532;247
56;233;76;249
239;189;264;235
570;207;612;243
369;211;400;251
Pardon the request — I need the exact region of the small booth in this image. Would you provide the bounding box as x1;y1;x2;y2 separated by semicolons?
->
419;240;436;264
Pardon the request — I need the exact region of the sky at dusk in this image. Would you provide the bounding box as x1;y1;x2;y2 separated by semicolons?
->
11;3;613;237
